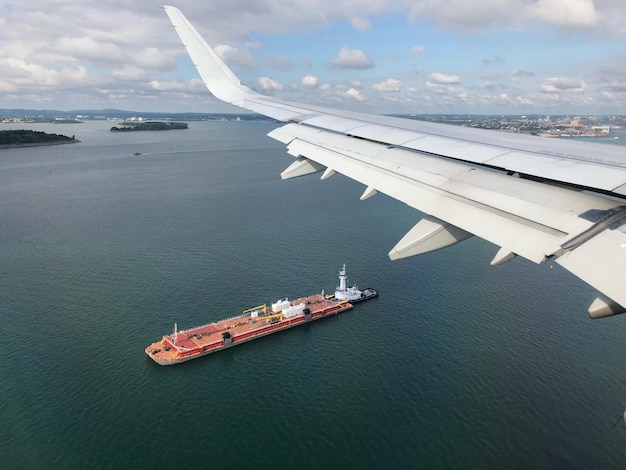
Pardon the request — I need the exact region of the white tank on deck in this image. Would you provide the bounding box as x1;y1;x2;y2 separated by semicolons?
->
271;298;291;312
282;303;306;318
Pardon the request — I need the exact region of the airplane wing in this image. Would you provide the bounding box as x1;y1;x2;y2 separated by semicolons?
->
163;5;626;318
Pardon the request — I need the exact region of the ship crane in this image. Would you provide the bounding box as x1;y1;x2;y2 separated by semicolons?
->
260;312;283;324
243;304;267;315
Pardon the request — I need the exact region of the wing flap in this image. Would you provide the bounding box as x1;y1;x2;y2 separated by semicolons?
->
557;224;626;309
273;123;621;264
487;151;626;191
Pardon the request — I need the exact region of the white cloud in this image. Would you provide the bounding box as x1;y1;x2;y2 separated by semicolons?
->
245;41;262;50
328;47;374;70
258;76;283;91
527;0;598;29
539;77;585;93
351;17;371;32
302;74;318;87
345;87;366;101
373;78;402;92
5;58;88;87
0;80;18;92
428;72;461;84
109;65;148;82
148;80;188;91
55;37;122;64
0;0;625;113
134;47;176;71
215;44;257;69
408;0;521;33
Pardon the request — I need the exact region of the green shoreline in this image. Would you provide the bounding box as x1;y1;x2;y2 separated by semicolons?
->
0;139;80;149
110;121;188;132
0;129;80;149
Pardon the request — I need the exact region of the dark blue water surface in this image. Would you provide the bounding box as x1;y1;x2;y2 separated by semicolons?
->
1;120;626;469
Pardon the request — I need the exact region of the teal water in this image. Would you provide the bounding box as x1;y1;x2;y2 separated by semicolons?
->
1;120;626;469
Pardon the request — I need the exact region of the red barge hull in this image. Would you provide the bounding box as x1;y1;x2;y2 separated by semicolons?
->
145;294;354;365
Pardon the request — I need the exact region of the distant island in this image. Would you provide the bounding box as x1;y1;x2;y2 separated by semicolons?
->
110;121;188;132
0;129;79;149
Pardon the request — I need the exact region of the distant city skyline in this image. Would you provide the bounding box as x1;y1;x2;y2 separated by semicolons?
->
1;1;626;115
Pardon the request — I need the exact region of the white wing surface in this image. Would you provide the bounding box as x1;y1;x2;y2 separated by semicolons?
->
163;6;626;317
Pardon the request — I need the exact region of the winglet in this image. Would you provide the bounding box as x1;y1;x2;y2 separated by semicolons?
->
163;5;255;106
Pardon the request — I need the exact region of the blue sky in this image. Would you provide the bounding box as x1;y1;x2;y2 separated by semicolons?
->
1;1;625;114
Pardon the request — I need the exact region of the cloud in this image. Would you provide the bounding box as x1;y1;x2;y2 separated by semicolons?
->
134;47;177;71
539;77;585;93
423;72;461;95
258;76;283;91
512;70;535;78
148;80;188;91
351;17;371;32
55;37;122;64
517;96;534;106
327;47;374;70
345;87;366;101
593;66;626;92
109;65;148;82
428;72;460;84
214;44;257;69
373;78;402;92
483;55;505;66
408;0;521;33
302;74;318;87
266;55;295;70
1;0;625;113
527;0;598;29
5;58;88;87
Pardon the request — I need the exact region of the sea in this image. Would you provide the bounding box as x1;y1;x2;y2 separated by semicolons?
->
1;119;626;469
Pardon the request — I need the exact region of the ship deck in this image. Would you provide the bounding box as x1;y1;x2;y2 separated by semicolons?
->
146;294;352;364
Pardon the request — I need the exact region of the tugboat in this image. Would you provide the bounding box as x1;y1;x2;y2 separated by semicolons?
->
332;264;378;303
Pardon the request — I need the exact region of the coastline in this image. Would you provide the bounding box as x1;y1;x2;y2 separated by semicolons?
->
0;139;81;150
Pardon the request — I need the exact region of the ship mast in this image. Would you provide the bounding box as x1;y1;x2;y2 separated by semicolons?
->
338;264;348;292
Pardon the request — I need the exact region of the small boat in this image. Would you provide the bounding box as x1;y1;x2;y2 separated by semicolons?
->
131;151;142;156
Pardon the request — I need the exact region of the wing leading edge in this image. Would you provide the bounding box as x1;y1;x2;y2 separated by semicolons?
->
163;6;626;317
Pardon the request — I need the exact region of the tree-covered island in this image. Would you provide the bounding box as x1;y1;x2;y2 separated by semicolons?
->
110;121;188;132
0;130;79;149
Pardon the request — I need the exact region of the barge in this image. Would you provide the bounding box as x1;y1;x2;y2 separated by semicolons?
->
146;265;377;365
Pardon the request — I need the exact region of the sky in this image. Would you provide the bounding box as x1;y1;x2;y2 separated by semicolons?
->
1;0;626;115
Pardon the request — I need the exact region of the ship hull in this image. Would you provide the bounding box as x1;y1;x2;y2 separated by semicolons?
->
147;306;347;365
146;295;359;365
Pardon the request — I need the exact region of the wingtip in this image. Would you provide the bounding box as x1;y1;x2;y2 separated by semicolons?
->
162;5;179;14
